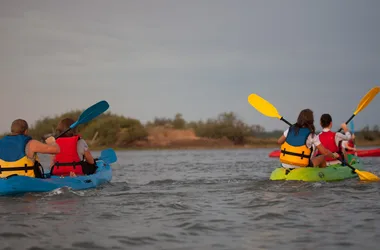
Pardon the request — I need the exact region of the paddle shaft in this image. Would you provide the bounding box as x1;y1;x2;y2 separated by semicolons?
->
55;127;72;140
281;117;292;127
337;114;355;133
339;159;356;172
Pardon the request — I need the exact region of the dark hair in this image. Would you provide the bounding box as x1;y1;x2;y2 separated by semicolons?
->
320;113;332;128
56;118;76;137
11;119;29;134
294;109;315;135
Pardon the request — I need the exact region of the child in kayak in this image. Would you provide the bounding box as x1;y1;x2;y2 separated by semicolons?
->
49;118;97;177
315;114;352;165
341;134;356;152
277;109;339;170
341;134;357;164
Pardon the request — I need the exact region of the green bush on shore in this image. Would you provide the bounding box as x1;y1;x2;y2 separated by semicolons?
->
1;110;380;148
1;111;148;147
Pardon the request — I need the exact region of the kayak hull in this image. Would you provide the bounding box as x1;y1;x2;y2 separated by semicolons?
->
346;148;380;157
269;148;380;158
270;155;363;182
0;159;112;196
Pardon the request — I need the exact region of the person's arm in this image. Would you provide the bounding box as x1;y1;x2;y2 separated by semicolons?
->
337;123;351;141
341;140;356;151
277;129;288;144
83;150;95;164
26;138;60;158
313;134;339;158
345;145;356;151
78;139;95;164
315;144;339;158
277;135;286;145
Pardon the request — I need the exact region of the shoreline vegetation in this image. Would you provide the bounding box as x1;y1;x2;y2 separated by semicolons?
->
2;110;380;150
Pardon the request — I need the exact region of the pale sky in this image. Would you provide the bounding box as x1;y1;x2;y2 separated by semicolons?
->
1;0;379;133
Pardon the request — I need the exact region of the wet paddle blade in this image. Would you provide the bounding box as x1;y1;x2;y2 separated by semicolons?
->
353;86;380;115
248;94;282;119
56;100;110;139
99;148;117;164
355;169;380;182
70;100;109;129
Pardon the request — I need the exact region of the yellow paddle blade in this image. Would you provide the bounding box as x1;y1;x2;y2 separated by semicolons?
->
247;94;282;119
354;86;380;115
355;169;380;182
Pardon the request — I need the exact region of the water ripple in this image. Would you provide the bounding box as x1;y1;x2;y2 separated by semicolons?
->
1;149;380;250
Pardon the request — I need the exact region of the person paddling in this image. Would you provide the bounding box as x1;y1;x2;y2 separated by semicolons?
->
50;118;97;177
277;109;339;171
341;134;356;152
341;133;357;164
315;114;351;165
0;119;60;178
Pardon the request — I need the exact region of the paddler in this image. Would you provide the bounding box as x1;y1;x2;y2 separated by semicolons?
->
341;134;357;164
49;118;97;177
315;114;352;165
0;119;60;178
277;109;339;171
341;134;356;153
342;120;357;155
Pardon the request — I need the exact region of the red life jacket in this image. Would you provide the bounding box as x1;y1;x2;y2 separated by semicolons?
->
317;130;342;161
51;135;84;176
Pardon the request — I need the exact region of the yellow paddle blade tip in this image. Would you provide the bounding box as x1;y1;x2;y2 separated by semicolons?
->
356;170;380;182
354;86;380;115
247;93;282;119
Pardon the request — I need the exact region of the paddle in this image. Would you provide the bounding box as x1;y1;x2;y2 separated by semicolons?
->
55;100;110;139
337;86;380;132
349;120;355;134
98;148;117;165
247;93;380;182
247;94;292;126
340;159;380;181
348;120;358;157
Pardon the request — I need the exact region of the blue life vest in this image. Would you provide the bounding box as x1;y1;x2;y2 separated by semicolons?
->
0;135;41;178
0;135;32;161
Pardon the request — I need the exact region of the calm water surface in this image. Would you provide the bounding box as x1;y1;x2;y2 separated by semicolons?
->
1;148;380;250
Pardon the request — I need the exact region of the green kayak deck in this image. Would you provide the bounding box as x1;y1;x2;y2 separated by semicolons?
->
270;155;363;182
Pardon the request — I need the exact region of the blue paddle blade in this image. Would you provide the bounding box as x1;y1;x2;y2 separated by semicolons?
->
99;148;117;164
70;100;109;129
349;120;355;133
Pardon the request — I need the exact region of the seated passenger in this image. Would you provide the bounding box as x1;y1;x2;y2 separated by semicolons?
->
50;118;97;177
315;114;351;165
278;109;339;170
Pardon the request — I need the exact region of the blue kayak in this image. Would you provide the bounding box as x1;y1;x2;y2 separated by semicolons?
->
0;149;117;196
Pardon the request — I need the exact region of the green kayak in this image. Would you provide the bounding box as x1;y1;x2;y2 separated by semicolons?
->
270;154;363;182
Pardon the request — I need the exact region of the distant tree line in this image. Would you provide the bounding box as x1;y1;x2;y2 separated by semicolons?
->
147;112;265;144
1;111;379;147
359;125;380;141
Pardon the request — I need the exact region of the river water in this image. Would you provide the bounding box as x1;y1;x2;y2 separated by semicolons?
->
1;148;380;250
